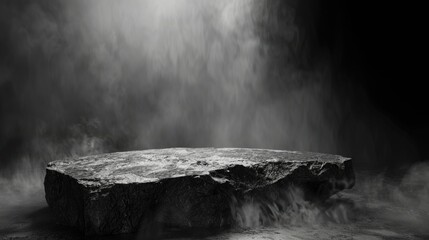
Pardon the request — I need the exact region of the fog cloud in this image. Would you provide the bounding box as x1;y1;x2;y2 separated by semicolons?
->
0;0;419;187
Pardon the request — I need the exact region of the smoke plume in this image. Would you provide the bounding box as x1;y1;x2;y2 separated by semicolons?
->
0;0;420;194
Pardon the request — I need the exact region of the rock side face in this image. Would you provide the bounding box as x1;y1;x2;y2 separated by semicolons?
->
44;148;354;235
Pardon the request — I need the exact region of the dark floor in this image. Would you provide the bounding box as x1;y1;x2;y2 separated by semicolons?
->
1;170;429;240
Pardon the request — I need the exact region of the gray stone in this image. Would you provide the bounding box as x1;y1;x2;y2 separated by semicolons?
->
44;148;354;235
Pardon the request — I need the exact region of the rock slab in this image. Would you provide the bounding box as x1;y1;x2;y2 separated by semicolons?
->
44;148;354;235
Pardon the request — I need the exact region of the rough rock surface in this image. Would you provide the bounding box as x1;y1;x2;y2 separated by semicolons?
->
44;148;354;235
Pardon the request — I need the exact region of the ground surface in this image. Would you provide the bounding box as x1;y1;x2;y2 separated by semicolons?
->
2;171;429;240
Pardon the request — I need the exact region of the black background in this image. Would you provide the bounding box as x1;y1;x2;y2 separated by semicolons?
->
312;1;427;160
0;1;427;172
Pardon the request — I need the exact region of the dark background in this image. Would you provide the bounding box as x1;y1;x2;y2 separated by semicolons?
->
0;0;427;175
310;1;427;160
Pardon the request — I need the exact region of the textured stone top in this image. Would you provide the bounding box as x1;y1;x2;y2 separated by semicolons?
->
47;148;351;187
